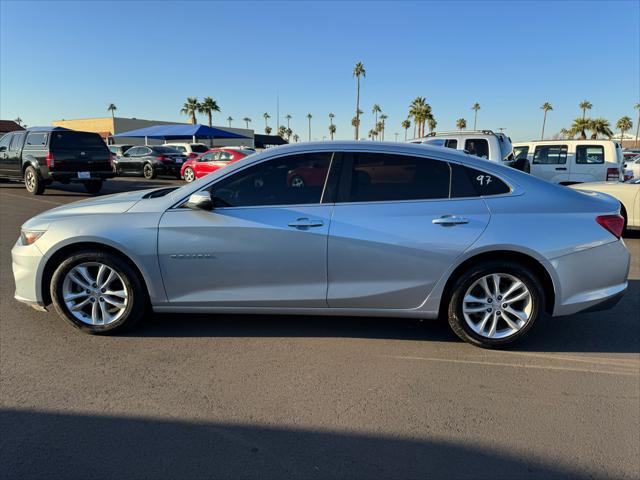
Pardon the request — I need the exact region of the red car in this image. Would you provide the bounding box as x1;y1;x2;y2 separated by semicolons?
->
181;147;255;182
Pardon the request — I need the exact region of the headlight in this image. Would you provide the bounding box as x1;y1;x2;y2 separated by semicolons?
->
20;230;45;245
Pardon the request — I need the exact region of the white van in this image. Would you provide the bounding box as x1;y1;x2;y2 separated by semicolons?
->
512;140;624;184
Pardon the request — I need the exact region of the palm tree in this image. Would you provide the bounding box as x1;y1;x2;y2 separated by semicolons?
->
588;118;613;139
379;113;388;141
409;97;426;137
263;112;271;133
197;97;221;127
107;103;117;120
569;117;590;139
351;116;360;133
401;119;411;141
225;116;233;127
372;104;381;129
285;127;293;141
471;103;481;130
353;62;366;140
634;103;640;147
540;102;553;140
243;117;251;129
181;97;200;124
616;116;633;144
368;129;377;140
265;126;272;135
579;100;593;120
285;114;292;129
559;128;572;139
328;123;336;140
293;133;299;143
427;117;437;134
306;113;313;141
13;117;23;126
456;118;467;130
328;112;335;127
277;125;286;138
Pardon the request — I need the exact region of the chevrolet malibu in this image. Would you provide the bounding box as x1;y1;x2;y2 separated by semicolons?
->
12;142;630;348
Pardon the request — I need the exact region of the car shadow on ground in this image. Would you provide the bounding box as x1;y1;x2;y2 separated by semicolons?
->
129;280;639;354
0;409;590;479
0;179;177;197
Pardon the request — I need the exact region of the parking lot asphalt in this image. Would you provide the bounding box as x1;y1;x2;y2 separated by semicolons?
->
0;177;638;479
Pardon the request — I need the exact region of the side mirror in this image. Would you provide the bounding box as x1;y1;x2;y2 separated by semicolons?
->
186;191;213;210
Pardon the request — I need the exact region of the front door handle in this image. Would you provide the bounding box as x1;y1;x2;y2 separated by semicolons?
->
555;167;567;171
288;218;324;228
432;215;469;226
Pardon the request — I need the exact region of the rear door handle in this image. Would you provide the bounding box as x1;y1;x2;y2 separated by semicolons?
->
432;215;469;226
555;167;567;171
288;218;324;228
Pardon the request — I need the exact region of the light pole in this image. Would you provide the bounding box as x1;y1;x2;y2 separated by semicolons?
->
394;133;399;142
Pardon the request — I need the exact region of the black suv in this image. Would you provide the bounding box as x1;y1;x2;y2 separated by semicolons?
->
0;126;114;195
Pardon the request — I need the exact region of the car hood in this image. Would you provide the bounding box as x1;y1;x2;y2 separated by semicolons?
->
21;188;157;229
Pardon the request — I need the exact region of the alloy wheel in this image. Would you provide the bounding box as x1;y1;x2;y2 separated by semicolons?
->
184;168;195;182
25;169;36;191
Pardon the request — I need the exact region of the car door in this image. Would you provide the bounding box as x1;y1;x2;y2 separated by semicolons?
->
136;146;153;173
570;144;605;183
327;152;491;310
196;151;217;177
119;146;139;173
6;132;26;177
530;144;570;183
0;133;14;175
158;151;336;307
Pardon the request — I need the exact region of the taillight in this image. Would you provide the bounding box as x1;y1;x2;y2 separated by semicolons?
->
157;155;169;162
606;168;620;181
109;154;115;169
46;152;54;169
596;215;625;238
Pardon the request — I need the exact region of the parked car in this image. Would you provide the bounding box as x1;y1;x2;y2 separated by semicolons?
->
624;154;640;179
622;149;640;162
107;144;134;158
12;142;630;348
409;130;526;171
181;147;254;182
0;126;114;195
113;145;187;179
512;140;624;184
570;178;640;231
163;142;210;160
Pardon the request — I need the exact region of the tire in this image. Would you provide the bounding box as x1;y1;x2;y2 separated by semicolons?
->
183;167;195;183
50;250;147;334
83;180;103;195
446;261;544;348
143;163;157;179
24;166;45;195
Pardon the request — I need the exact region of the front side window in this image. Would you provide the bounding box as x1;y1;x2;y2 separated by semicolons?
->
199;152;214;162
125;147;140;156
347;153;450;202
465;139;489;159
24;132;47;149
513;146;529;160
533;145;568;164
0;134;13;151
209;152;332;207
9;133;25;150
576;145;604;164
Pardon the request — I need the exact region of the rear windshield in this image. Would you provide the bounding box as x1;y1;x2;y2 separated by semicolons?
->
153;146;181;154
190;144;209;153
51;131;106;150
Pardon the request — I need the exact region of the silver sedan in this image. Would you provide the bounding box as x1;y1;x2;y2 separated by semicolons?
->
11;142;630;348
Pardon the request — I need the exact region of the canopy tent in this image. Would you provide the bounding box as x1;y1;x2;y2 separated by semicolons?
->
112;124;247;144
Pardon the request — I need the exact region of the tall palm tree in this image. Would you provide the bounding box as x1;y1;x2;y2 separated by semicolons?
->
634;103;640;147
569;117;590;139
285;127;293;141
540;102;553;140
226;116;233;127
471;102;481;130
263;112;271;133
13;117;23;126
306;113;313;141
328;112;335;127
372;104;381;128
379;113;388;141
351;116;360;133
198;97;221;127
401;119;411;141
409;97;426;137
181;97;200;124
579;100;593;121
559;128;571;139
278;125;286;138
293;133;299;143
107;103;117;120
427;117;437;134
353;62;366;140
285;114;292;129
588;118;613;139
328;123;336;140
265;126;272;135
456;118;467;130
368;129;377;140
616;116;633;144
243;117;251;129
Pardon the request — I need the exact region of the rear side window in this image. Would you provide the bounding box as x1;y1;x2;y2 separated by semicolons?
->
51;132;106;150
24;132;47;149
0;134;12;150
190;144;208;153
576;145;604;164
513;146;529;160
450;163;479;198
172;146;187;152
348;153;450;202
464;166;511;196
444;139;458;149
533;145;567;164
465;139;489;159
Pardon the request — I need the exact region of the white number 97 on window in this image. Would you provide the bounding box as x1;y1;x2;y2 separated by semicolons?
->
476;174;492;186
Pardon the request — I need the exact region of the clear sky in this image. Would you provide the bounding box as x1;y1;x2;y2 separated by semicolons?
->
1;0;638;142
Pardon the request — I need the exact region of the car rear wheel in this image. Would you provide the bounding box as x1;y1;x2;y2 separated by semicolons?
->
83;180;103;195
24;166;45;195
143;163;156;179
447;261;543;348
183;167;196;183
50;251;147;334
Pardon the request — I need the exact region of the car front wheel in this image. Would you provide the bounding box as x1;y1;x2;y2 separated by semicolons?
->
50;250;147;334
447;261;543;348
183;167;196;182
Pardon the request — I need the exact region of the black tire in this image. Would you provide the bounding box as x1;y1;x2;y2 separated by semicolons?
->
183;167;195;183
446;261;544;348
24;165;45;195
143;163;157;179
83;180;103;195
50;250;147;334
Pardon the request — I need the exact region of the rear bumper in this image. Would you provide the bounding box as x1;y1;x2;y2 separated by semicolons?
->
48;171;115;182
156;164;181;175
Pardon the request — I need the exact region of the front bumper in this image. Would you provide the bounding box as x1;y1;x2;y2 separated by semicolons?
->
11;240;46;309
